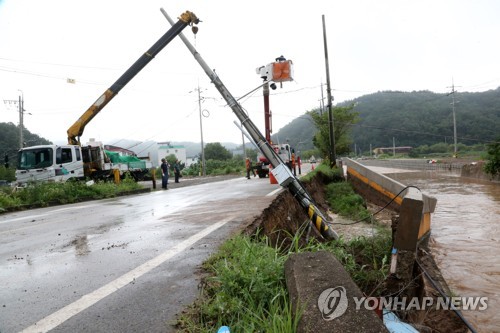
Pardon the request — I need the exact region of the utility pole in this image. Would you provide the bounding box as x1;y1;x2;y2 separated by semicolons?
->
162;8;338;240
3;90;26;149
241;123;246;159
447;80;460;157
393;137;396;157
196;85;206;176
322;15;336;167
319;82;325;115
18;91;24;149
263;82;272;143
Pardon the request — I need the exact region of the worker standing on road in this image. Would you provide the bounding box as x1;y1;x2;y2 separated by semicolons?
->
297;156;302;175
245;157;256;179
174;160;181;183
291;152;297;176
161;158;169;189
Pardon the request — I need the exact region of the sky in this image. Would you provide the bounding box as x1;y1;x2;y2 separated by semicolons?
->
1;0;499;149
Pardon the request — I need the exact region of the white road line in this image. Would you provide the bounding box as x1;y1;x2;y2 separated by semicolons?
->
19;217;233;333
266;187;283;197
1;204;99;224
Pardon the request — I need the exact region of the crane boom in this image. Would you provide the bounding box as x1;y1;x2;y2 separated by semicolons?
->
161;8;338;240
67;11;199;145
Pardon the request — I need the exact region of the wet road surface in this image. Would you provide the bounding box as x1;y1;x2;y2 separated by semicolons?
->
0;176;283;333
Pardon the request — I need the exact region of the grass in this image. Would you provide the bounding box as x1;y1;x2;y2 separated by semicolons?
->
326;182;371;221
177;226;392;332
175;235;302;332
0;177;143;212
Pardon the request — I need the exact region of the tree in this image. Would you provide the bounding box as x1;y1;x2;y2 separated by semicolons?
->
307;104;360;160
203;142;232;161
165;154;178;170
484;138;500;177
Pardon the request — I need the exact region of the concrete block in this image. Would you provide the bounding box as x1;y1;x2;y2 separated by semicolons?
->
285;251;388;333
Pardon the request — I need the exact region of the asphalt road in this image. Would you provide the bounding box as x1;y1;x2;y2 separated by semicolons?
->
0;175;283;333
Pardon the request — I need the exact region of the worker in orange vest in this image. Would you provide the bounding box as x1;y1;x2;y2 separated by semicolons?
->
291;152;297;176
245;157;256;179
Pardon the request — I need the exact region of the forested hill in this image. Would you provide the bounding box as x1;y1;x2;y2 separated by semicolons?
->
346;88;500;149
274;88;499;151
0;122;51;164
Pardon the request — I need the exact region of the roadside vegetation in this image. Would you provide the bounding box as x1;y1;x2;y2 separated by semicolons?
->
176;164;391;332
351;142;488;160
0;177;143;213
484;138;500;177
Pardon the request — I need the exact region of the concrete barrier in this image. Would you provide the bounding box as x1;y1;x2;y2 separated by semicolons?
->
343;158;436;241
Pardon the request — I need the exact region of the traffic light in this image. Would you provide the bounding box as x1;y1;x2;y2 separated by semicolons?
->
4;154;8;168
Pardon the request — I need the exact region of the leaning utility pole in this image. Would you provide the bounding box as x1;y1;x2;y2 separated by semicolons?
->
322;15;336;167
161;8;338;240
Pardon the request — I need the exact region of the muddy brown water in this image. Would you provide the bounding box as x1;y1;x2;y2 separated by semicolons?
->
387;171;499;332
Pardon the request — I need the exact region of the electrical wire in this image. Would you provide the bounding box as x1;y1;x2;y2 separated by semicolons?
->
415;259;478;333
330;185;421;226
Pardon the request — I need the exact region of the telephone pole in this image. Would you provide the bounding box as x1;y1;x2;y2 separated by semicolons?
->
3;90;26;149
196;85;206;176
322;14;336;167
447;80;460;157
18;91;25;149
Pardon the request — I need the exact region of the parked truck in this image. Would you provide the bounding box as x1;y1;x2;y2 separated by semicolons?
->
15;11;199;185
254;143;292;178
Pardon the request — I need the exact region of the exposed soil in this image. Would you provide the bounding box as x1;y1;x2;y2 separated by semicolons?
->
243;173;330;247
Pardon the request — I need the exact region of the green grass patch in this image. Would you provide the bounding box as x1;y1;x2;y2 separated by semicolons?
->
326;182;371;221
176;235;301;332
0;178;143;212
299;163;343;183
177;225;392;331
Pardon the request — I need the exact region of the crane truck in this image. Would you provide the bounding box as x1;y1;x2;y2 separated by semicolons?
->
15;11;200;185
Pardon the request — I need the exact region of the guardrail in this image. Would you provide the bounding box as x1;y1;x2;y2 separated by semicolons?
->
343;158;436;242
355;158;467;172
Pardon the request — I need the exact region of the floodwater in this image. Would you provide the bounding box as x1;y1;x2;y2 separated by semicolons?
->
388;171;500;332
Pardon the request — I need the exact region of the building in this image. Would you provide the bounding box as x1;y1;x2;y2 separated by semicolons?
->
373;146;413;155
157;142;186;165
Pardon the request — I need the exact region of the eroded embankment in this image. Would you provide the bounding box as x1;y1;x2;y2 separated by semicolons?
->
244;172;469;332
243;174;329;247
